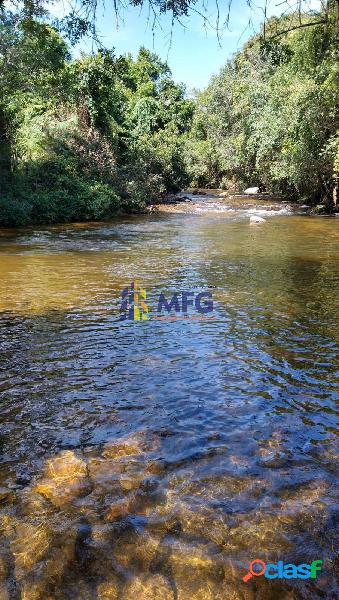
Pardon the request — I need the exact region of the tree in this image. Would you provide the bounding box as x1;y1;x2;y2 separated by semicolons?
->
187;5;339;204
0;13;70;181
0;16;194;225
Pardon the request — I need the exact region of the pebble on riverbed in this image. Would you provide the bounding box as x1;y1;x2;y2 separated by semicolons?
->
101;436;145;459
0;487;16;504
122;574;174;600
33;450;90;508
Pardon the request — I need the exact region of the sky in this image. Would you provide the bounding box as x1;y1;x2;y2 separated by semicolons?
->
50;0;322;91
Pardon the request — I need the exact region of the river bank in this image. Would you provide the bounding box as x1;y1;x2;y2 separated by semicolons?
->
153;189;303;216
152;190;337;217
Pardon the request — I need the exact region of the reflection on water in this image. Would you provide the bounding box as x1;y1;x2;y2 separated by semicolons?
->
0;197;338;599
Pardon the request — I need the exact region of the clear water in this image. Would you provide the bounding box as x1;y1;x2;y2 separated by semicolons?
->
0;196;338;599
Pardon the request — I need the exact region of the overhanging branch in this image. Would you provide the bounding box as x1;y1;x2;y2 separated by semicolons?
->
267;18;328;40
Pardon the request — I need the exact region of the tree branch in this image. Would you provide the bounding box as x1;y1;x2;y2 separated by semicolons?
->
268;18;327;40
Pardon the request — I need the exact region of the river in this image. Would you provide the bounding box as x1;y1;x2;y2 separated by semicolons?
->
0;194;338;599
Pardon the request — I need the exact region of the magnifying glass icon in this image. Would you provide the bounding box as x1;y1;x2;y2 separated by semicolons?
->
243;559;266;582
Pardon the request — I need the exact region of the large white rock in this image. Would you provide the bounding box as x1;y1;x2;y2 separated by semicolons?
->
244;186;260;194
250;215;266;224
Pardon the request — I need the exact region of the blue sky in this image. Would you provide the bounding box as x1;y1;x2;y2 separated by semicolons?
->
50;0;321;90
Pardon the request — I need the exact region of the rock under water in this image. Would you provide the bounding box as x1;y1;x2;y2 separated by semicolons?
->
250;215;267;224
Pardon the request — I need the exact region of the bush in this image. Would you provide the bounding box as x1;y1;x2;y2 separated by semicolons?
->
0;23;193;226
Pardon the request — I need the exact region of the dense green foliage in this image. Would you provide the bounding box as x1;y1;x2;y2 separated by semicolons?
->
187;4;339;206
0;14;193;225
1;4;338;226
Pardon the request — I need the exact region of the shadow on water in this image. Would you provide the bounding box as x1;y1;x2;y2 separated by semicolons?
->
0;208;338;599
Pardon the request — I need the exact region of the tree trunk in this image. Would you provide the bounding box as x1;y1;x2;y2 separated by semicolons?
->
333;179;338;206
0;106;11;184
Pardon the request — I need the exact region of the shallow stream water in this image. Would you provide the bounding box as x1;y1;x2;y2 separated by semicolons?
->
0;194;338;599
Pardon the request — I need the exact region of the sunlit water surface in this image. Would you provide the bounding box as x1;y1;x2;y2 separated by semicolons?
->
0;195;338;599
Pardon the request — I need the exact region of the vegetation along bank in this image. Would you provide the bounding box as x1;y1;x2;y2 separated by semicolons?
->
0;2;338;226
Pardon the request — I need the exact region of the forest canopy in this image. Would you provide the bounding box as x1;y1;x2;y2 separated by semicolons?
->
0;1;338;225
0;16;194;225
187;3;339;204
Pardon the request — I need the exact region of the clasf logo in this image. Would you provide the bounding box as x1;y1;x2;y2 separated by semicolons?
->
118;281;215;321
243;559;323;582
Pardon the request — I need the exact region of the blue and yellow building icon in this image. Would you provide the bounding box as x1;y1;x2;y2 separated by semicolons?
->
119;281;149;320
